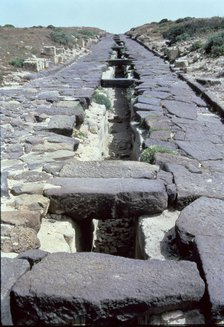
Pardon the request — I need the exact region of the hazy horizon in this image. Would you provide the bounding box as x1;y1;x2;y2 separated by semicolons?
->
1;0;224;33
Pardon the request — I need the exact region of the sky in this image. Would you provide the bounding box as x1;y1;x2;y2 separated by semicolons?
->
1;0;224;34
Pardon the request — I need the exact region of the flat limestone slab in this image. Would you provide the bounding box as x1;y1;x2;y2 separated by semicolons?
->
44;178;168;219
193;235;224;322
137;210;180;260
176;197;224;253
59;160;159;179
11;252;205;325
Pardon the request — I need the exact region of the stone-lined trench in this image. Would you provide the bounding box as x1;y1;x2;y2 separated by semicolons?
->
38;37;142;258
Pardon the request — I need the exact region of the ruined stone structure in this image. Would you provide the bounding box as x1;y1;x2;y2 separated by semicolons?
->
1;34;224;325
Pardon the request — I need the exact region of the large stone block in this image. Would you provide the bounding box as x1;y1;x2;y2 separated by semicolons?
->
136;210;180;260
193;235;224;322
175;196;224;253
47;115;76;136
59;160;159;179
1;226;40;253
1;210;41;232
44;178;168;219
165;164;224;209
11;252;205;325
41;46;56;56
1;258;30;325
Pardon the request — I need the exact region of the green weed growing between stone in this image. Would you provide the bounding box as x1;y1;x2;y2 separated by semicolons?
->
140;145;176;164
72;128;87;139
92;89;112;110
9;57;25;68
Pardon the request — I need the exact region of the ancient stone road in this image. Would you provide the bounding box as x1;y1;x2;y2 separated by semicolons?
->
1;34;224;325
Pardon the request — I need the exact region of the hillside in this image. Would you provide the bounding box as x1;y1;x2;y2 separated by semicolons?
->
0;25;106;85
126;17;224;107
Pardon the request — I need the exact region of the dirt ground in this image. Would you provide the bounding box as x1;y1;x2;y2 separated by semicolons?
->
0;26;105;85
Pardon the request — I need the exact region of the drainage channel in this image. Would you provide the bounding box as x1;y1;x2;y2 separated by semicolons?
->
38;35;142;258
92;37;140;257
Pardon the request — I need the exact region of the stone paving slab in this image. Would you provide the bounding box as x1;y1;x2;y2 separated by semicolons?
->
176;140;223;161
46;115;76;136
193;235;224;322
175;196;224;253
137;95;161;106
59;160;159;179
44;178;168;219
11;252;205;325
162;100;197;120
165;164;224;209
1;258;30;325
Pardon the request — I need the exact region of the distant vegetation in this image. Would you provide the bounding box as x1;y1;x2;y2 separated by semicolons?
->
148;16;224;57
9;57;25;68
162;17;224;44
3;24;15;28
49;27;100;47
190;40;203;51
50;28;72;46
204;31;224;57
77;29;99;39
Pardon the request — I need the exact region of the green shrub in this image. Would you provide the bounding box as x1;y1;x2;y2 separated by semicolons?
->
163;24;189;43
10;57;25;68
72;29;99;40
78;29;98;38
0;73;4;84
152;29;160;33
190;40;203;51
140;145;176;164
159;18;169;24
175;17;192;23
163;17;224;44
3;24;15;28
211;44;224;56
176;32;191;42
204;31;224;56
47;25;55;29
50;29;70;45
92;90;111;110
